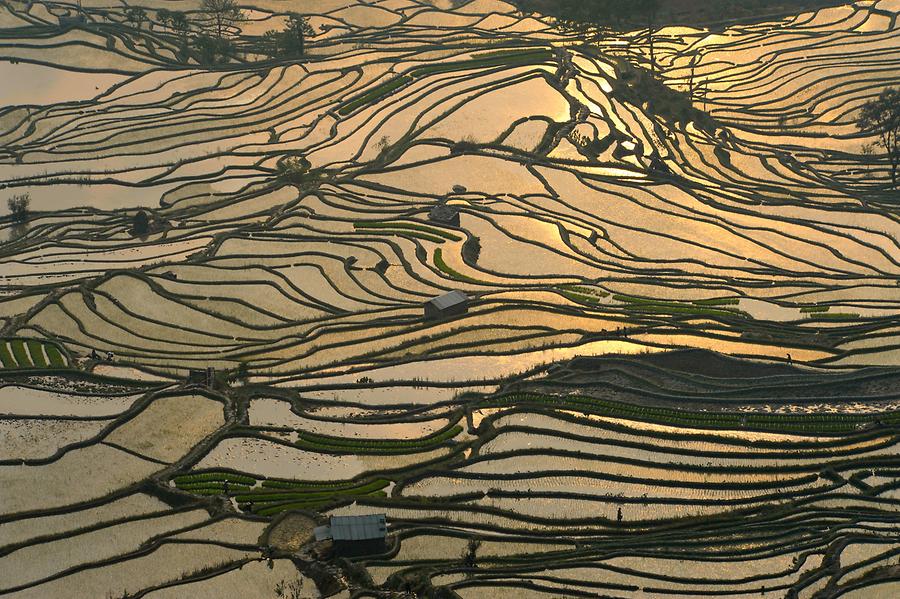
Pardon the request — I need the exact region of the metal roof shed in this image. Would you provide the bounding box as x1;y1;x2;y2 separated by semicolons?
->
425;290;469;320
330;514;386;541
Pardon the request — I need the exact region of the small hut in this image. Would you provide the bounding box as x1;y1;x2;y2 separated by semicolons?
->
424;290;469;320
315;514;387;556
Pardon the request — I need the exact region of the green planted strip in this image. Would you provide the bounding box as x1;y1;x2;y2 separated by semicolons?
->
173;471;257;486
800;305;830;313
613;295;744;318
336;50;552;118
693;297;740;306
486;392;898;434
235;479;391;516
434;248;488;285
0;343;14;368
177;482;254;493
250;489;389;517
808;313;860;320
296;424;463;454
556;284;608;298
45;345;66;367
27;340;47;368
409;48;553;77
235;480;390;503
337;76;412;116
556;287;606;306
353;228;448;244
354;221;462;241
0;338;69;370
261;479;366;490
10;340;30;367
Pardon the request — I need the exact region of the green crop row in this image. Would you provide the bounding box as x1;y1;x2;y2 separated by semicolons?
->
558;289;605;306
235;479;390;504
0;338;69;370
173;471;257;486
807;313;860;320
250;491;389;517
238;480;391;517
354;221;461;241
434;248;487;285
612;295;744;318
11;340;29;366
45;344;66;367
27;340;47;367
799;305;829;313
692;297;740;306
486;392;894;434
556;284;609;297
296;425;463;454
0;343;14;368
356;228;447;244
261;478;371;490
409;48;553;78
177;482;254;493
555;285;610;306
337;76;412;116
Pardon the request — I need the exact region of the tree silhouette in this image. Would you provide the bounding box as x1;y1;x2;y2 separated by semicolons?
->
201;0;243;40
857;88;900;188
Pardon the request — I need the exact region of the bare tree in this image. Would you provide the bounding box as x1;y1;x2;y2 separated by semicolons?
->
201;0;243;39
857;88;900;188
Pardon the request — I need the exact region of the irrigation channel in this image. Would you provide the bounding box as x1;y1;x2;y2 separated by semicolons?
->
1;0;900;597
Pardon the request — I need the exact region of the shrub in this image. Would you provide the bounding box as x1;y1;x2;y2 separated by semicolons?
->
132;210;151;236
462;235;481;264
7;194;30;223
277;155;316;185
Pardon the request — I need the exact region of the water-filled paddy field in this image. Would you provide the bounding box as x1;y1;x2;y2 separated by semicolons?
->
1;0;900;596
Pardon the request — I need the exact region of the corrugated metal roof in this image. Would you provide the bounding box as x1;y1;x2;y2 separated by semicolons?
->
314;525;332;541
427;290;468;311
329;514;387;541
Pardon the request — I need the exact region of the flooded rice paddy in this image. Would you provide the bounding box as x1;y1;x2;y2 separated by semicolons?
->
1;0;900;596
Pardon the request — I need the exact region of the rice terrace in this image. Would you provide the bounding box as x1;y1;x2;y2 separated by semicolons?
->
2;0;900;596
